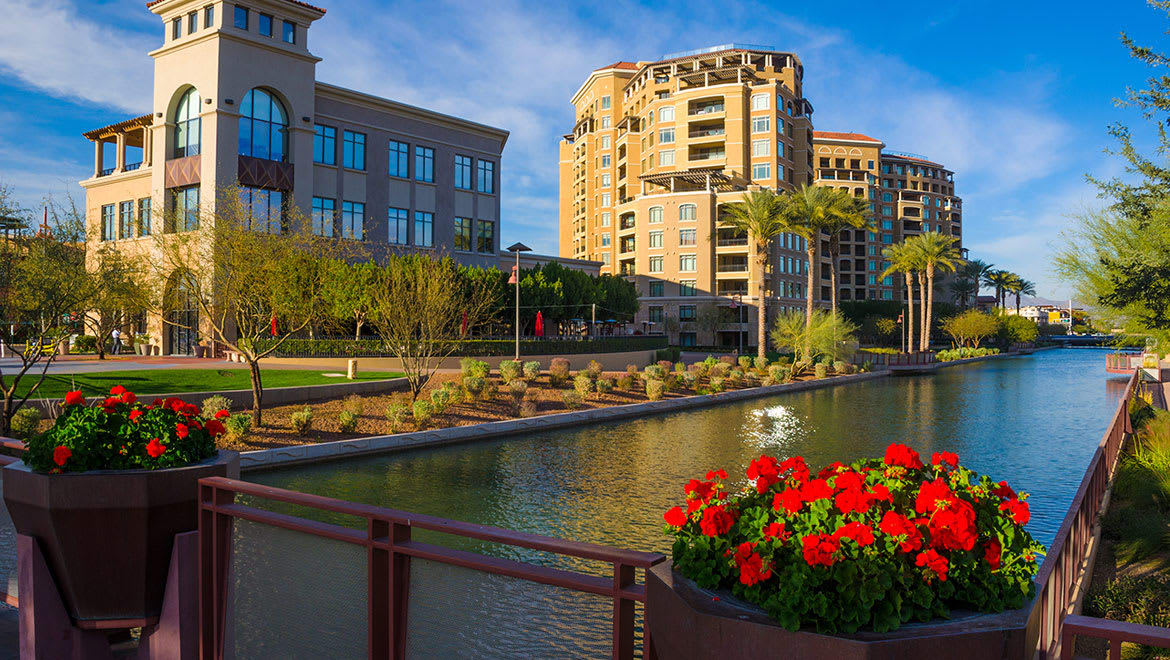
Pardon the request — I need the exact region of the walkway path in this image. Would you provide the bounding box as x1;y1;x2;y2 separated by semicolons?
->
0;355;325;375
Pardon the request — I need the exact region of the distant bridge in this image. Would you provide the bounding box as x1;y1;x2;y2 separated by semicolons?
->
1047;335;1117;347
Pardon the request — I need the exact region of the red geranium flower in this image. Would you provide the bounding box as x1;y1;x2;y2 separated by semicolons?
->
747;455;782;494
175;423;189;439
818;461;847;480
779;456;810;483
110;385;127;396
884;442;924;470
991;481;1016;500
774;487;803;515
164;397;184;412
799;478;833;503
152;398;165;407
52;445;71;466
833;521;875;547
129;409;143;423
214;409;230;420
733;542;772;586
146;437;167;458
916;549;949;581
879;511;923;553
685;479;717;503
120;391;137;404
663;506;687;527
931;451;958;468
63;391;85;406
984;538;1002;570
801;533;840;567
834;487;872;516
699;505;735;537
915;478;957;514
999;498;1030;525
705;469;728;480
867;484;892;504
927;498;978;551
205;419;225;437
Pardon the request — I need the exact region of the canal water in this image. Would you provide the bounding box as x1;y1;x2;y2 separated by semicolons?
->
235;348;1126;658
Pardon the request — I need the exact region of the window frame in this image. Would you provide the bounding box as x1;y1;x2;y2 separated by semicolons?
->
313;124;336;165
476;219;494;253
342;130;366;170
387;207;409;245
388;140;410;178
282;20;296;44
454;154;473;190
233;5;248;29
258;12;273;37
414;210;434;247
311;196;335;237
477;160;495;193
340;200;365;240
415;146;435;183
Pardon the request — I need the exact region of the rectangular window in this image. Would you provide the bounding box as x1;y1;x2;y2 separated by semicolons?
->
601;174;611;186
648;231;663;248
659;128;675;144
751;93;769;110
414;211;434;247
679;280;697;296
415;146;434;183
311;197;335;237
241;187;284;233
477;159;495;193
313;125;336;165
601;193;611;207
258;13;272;37
600;155;611;168
476;220;494;253
602;253;611;265
881;206;893;216
600;95;611;110
172;18;182;39
387;207;409;245
170;185;200;232
101;204;115;241
600;212;611;227
342;130;366;170
600;135;610;149
454;217;472;251
600;233;610;247
341;201;364;240
752;162;770;180
752;116;770;133
679;305;696;321
601;117;611;129
188;12;198;33
752;139;769;157
137;198;152;236
282;20;295;44
659;106;675;122
679;254;697;272
659;150;675;167
880;219;893;230
454;155;473;190
679;228;696;246
119;201;134;239
648;207;663;224
881;234;893;244
388;140;409;178
204;6;214;28
233;5;248;29
679;331;696;347
680;204;696;222
649;280;664;296
648;306;664;323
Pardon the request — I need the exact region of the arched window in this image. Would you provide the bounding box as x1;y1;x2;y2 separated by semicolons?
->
238;88;288;161
173;88;201;158
648;206;663;224
679;204;697;222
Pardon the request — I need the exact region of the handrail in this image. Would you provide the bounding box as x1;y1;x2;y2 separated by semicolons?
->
1032;369;1139;658
198;476;666;660
1060;614;1170;659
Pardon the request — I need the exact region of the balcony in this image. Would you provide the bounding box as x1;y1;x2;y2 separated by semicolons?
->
689;148;726;163
619;215;636;231
689;102;725;116
716;237;748;247
717;282;749;296
620;238;636;254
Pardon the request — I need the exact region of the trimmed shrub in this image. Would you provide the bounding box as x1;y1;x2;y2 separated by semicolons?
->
617;374;636;390
201;395;233;419
384;403;409;432
561;390;585;409
223;413;252;441
710;362;731;379
523;361;542;380
338;409;358;433
775;356;792;367
655;346;681;363
342;394;364;416
754;356;769;371
681;372;698;389
550;358;571;386
719;355;736;366
573;374;594;397
290;406;313;434
499;360;522;383
518;398;538;417
657;360;674;372
462;376;486;400
674;362;686;373
412;400;434;427
626;364;640;376
833;361;849;374
10;407;42;439
646;379;665;401
430;388;451;414
768;365;787;382
644;364;667;381
74;335;97;353
738;356;753;370
596;378;614;394
460;358;490;379
708;376;725;393
814;363;828;379
586;360;604;380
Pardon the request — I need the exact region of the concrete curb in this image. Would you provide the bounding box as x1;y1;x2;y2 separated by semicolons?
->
240;371;889;472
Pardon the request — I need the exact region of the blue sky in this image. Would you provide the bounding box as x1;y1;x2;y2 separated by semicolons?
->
0;0;1163;299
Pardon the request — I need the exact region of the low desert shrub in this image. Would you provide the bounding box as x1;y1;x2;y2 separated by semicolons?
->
10;407;42;439
626;364;640;376
768;365;787;382
338;409;358;433
833;361;848;374
430;388;452;414
596;378;614;394
290;406;313;434
674;362;687;373
561;390;585;409
708;376;725;393
518;398;538;417
412;400;433;428
550;358;571;386
644;364;667;381
384;403;409;432
586;360;604;380
460;358;490;379
719;355;736;366
681;372;697;389
618;374;636;390
814;363;828;379
738;356;753;370
710;363;731;379
223;413;252;441
201;395;233;419
657;359;674;372
754;356;769;371
573;374;594;397
523;361;542;380
499;359;522;383
462;376;486;400
645;379;665;401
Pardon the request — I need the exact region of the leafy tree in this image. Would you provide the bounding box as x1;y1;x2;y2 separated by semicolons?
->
82;246;150;359
1000;315;1039;344
720;189;788;359
151;186;350;426
941;310;1001;348
982;269;1013;310
905;232;962;351
951;259;991;309
769;309;858;365
695;302;723;345
320;259;380;339
1006;277;1037;315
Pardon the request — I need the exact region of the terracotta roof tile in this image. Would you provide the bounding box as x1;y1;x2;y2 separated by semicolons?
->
812;130;883;144
594;61;637;72
146;0;325;14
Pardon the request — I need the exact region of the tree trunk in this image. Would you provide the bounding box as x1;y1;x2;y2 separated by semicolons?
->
248;358;263;427
0;395;12;436
905;272;914;354
804;244;816;358
917;272;928;351
925;265;935;352
354;318;364;341
828;238;839;316
755;244;767;361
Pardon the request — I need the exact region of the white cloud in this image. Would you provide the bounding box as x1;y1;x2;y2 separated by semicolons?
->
0;0;153;113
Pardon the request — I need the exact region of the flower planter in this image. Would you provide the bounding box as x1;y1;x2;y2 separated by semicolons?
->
194;345;207;358
2;450;239;627
646;562;1032;659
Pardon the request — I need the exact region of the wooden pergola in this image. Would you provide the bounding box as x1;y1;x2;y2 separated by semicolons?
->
638;167;747;194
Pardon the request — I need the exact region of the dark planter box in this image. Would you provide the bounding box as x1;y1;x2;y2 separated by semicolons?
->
647;562;1033;660
2;451;239;627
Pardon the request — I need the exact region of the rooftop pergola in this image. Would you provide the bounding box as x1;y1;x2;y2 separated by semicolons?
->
638;168;748;193
82;113;153;178
675;65;764;89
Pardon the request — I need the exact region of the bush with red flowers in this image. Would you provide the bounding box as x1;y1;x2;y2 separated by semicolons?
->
22;387;224;473
662;443;1045;634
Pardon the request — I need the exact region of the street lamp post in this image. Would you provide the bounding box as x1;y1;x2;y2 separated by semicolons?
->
506;242;531;362
732;294;743;356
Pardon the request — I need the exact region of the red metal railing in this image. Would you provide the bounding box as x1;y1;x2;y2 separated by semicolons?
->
197;476;666;660
887;350;937;367
0;437;26;607
1029;369;1138;658
1060;614;1170;659
1104;352;1140;374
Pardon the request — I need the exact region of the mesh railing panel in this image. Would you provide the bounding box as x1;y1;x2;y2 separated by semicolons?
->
404;557;618;659
223;519;367;659
0;470;17;603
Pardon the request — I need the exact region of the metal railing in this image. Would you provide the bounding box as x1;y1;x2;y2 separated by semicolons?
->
716;237;748;247
689;104;724;116
1030;369;1138;658
197;477;665;660
1060;614;1170;659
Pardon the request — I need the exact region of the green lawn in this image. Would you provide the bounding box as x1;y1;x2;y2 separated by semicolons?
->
10;369;404;399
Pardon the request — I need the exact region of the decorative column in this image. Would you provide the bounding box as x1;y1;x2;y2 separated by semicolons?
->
93;140;103;177
115;132;127;173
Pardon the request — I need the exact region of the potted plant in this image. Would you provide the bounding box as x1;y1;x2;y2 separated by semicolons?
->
2;386;239;628
133;333;151;356
650;443;1044;658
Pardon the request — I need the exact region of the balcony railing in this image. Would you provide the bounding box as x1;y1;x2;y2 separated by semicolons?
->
98;167;115;177
689;127;726;138
717;263;748;272
689;103;724;116
716;237;748;247
690;150;725;161
125;162;143;171
619;217;636;230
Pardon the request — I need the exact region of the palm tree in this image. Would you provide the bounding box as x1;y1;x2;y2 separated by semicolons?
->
906;232;962;351
1009;277;1036;315
721;189;789;360
953;259;991;309
778;185;844;354
983;269;1013;310
822;192;873;315
881;243;916;353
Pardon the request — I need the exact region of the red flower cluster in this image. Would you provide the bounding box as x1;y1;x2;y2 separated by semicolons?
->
915;478;977;551
700;505;735;537
916;549;949;581
747;455;782;494
999;498;1030;525
52;445;71;467
146;437;167;458
879;511;923;553
801;533;840;567
664;506;687;527
932;451;958;468
984;539;1002;570
63;391;85;406
884;443;924;470
734;542;772;585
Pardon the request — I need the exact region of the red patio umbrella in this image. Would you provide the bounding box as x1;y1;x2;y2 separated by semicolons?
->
270;316;278;337
460;311;468;337
534;311;544;337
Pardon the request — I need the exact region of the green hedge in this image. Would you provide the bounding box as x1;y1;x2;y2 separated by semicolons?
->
255;336;669;358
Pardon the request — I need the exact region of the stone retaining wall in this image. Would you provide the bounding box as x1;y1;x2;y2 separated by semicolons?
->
261;349;659;373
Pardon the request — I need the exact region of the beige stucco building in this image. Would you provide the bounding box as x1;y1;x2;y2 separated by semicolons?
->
81;0;509;355
558;45;818;348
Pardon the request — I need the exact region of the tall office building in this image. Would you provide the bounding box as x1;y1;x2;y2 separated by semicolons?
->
558;44;818;348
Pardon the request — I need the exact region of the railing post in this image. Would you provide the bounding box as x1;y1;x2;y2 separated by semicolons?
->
612;562;635;660
198;481;233;660
369;518;411;660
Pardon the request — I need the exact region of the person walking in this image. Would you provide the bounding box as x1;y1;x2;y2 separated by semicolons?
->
110;328;122;355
